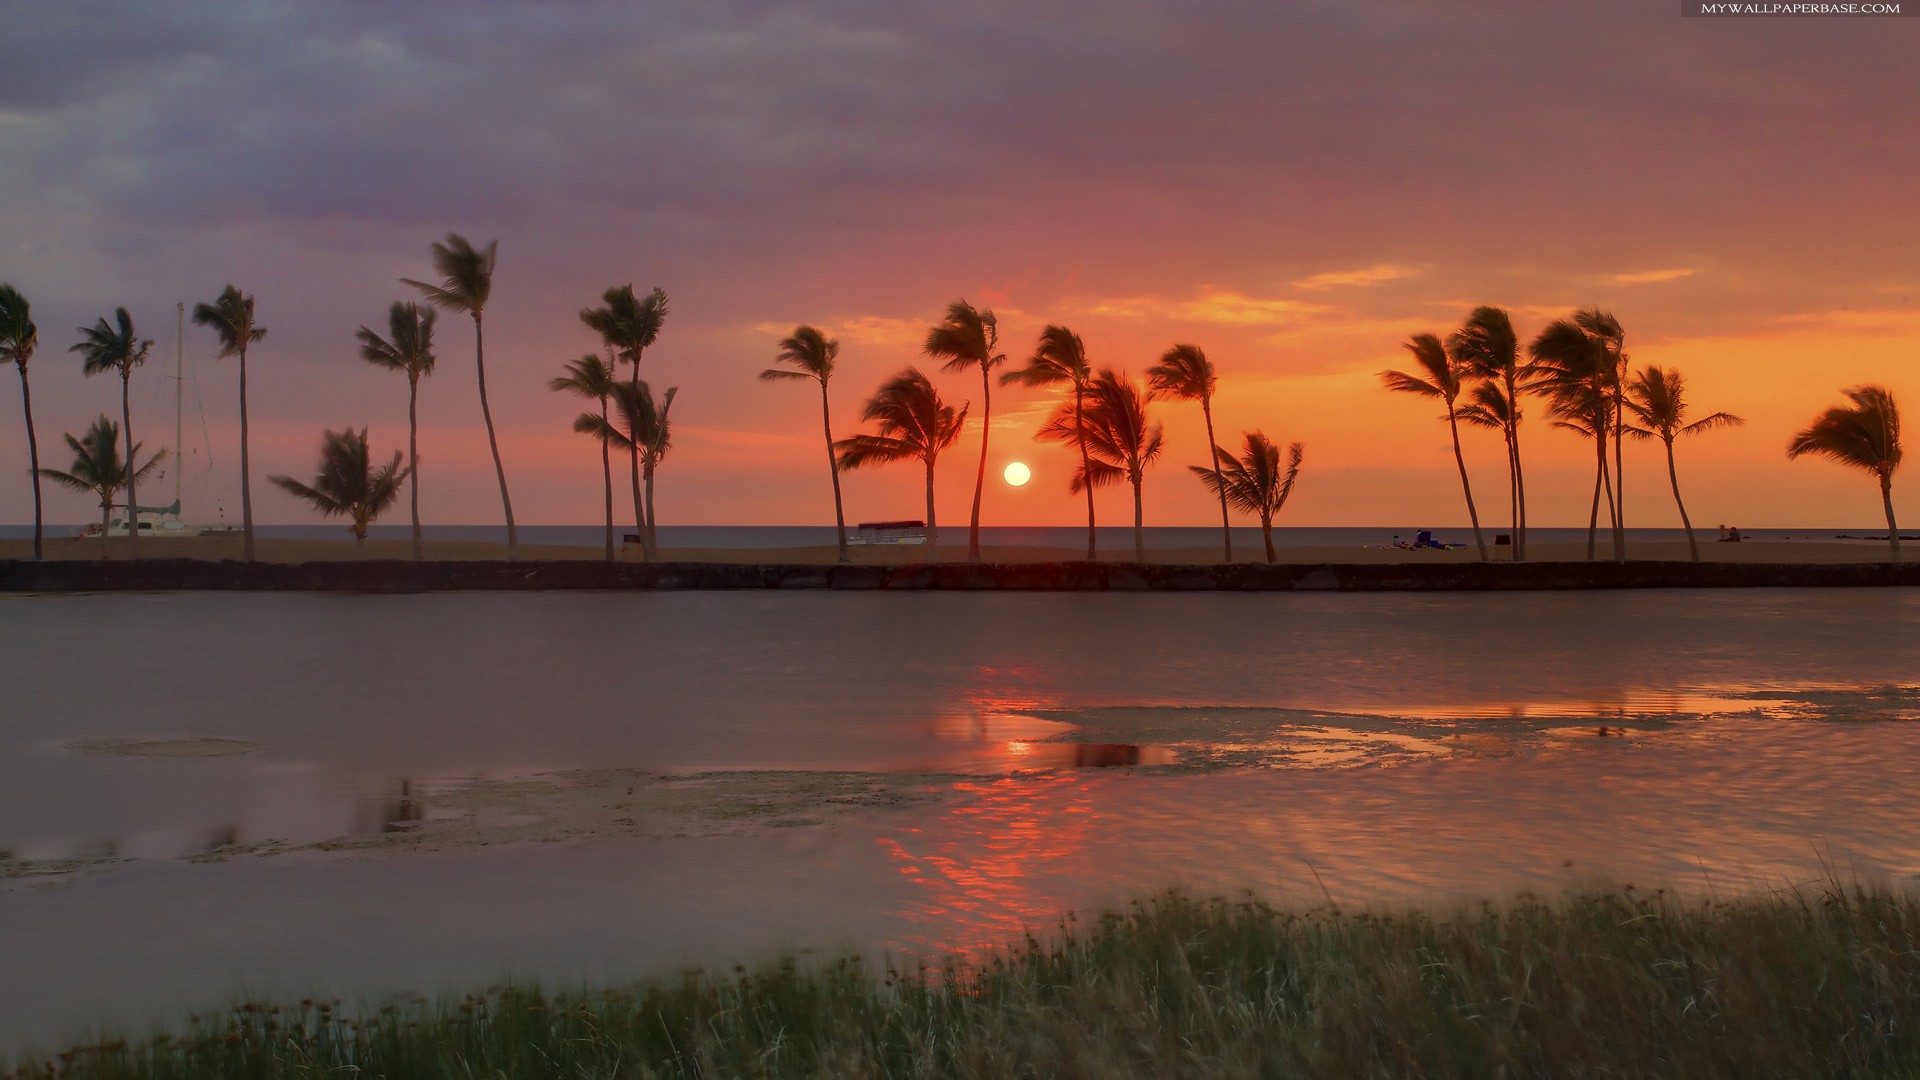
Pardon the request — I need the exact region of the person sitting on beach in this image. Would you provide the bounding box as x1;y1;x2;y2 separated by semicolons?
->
1727;526;1742;543
1718;524;1732;542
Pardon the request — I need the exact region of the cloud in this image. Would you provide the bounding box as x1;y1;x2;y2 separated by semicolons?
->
1063;289;1329;327
1290;265;1420;290
1606;268;1701;285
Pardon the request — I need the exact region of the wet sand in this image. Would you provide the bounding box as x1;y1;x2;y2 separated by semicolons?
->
0;534;1898;565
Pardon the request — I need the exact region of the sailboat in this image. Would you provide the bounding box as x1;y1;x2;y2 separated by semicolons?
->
82;303;240;539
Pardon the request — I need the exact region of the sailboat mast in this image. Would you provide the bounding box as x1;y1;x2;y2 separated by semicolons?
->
175;302;184;509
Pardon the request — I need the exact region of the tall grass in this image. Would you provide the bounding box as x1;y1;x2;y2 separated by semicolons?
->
16;883;1920;1078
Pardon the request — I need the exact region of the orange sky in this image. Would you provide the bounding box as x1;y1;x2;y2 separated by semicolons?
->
1;3;1914;532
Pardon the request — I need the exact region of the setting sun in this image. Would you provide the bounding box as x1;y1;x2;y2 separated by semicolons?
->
1003;461;1031;487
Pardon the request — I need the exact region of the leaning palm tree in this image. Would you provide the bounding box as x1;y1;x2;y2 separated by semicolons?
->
1191;432;1304;564
0;284;42;559
550;353;621;561
833;369;968;559
71;308;153;554
588;380;678;561
1059;369;1163;563
402;234;517;560
580;285;668;546
191;286;266;560
762;326;849;563
1577;309;1630;556
38;415;164;554
356;302;437;559
1003;324;1097;560
923;300;1002;561
268;428;412;551
1530;319;1617;561
1448;306;1532;561
1787;385;1902;562
1379;332;1488;561
1623;366;1743;563
1149;344;1233;562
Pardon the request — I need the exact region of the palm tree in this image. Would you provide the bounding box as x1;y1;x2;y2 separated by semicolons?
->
268;428;412;551
1149;344;1232;562
38;415;164;553
1787;385;1903;562
762;326;849;563
580;285;668;547
0;284;42;559
1003;325;1096;560
1191;432;1304;564
190;287;266;560
1056;369;1163;563
1529;318;1617;561
356;302;437;559
1449;306;1532;561
589;380;678;561
550;353;620;561
403;234;517;560
1379;332;1488;561
923;300;1003;561
1623;366;1743;562
1577;309;1630;557
70;308;153;554
834;369;968;559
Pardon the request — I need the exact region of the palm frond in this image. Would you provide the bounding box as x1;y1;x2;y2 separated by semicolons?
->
357;302;436;378
0;283;38;370
924;300;1001;375
1787;385;1902;477
403;234;495;315
191;286;266;358
766;325;836;383
549;353;617;399
1147;343;1215;401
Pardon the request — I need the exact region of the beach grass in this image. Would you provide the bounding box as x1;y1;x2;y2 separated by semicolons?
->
15;882;1920;1078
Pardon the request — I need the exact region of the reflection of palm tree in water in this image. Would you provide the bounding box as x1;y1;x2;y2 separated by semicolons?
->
876;771;1101;960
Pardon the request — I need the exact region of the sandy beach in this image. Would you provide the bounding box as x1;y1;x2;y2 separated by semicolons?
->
0;533;1901;565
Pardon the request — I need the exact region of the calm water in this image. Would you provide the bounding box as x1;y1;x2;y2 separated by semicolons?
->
2;589;1918;1051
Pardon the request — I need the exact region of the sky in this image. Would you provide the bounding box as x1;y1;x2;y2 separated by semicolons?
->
0;0;1915;532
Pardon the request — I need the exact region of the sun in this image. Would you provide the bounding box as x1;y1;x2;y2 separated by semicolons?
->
1003;461;1032;487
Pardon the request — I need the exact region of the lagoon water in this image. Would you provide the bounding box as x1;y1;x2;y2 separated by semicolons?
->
3;588;1919;1051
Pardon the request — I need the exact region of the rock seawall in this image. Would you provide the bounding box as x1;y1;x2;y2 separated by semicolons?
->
2;558;1916;592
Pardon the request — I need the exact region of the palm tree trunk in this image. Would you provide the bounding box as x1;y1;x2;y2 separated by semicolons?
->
18;365;42;559
1881;473;1900;564
120;372;138;556
1586;433;1605;561
1261;512;1276;564
1446;409;1486;562
924;458;939;562
408;374;422;561
968;366;989;561
1611;392;1626;562
1664;437;1699;563
1076;382;1095;561
100;498;111;558
821;382;847;564
1132;477;1145;563
239;344;254;561
1202;393;1231;563
627;362;645;559
644;460;658;561
598;396;613;563
471;312;518;561
1503;430;1520;563
1511;428;1528;562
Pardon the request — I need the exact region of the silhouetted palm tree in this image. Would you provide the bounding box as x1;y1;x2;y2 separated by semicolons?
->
403;234;517;560
1449;307;1532;560
1192;432;1304;564
38;415;163;553
71;308;153;554
1624;366;1743;562
834;369;967;559
356;302;437;559
1149;344;1232;563
763;326;848;563
1530;318;1616;561
0;285;42;559
550;353;620;561
191;286;266;560
1056;369;1162;563
580;285;668;546
1380;332;1488;561
1787;385;1902;562
1577;309;1629;556
924;301;1002;561
1003;324;1096;560
269;428;412;551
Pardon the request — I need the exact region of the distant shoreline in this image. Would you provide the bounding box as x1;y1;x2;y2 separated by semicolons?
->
2;556;1914;592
